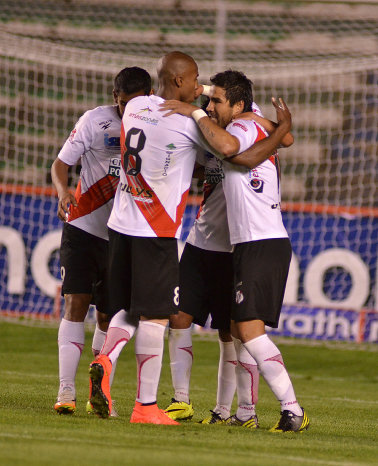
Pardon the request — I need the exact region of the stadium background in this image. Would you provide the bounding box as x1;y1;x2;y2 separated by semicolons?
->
0;0;377;342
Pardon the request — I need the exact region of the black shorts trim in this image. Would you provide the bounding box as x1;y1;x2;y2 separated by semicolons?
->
108;228;179;319
179;243;233;330
59;223;109;313
231;238;291;328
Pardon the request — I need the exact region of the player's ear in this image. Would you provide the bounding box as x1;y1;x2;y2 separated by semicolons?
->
112;89;118;103
175;76;183;88
149;88;155;95
235;100;244;113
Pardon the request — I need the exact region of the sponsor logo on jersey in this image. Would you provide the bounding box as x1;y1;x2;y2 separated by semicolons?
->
128;112;159;126
69;128;77;143
100;119;112;130
204;167;224;185
104;133;120;149
232;122;248;132
119;181;153;200
136;106;153;115
108;157;121;177
162;144;177;176
250;178;264;193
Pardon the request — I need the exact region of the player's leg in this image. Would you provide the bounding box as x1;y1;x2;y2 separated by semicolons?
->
55;223;103;414
88;229;137;418
226;322;260;429
87;310;121;417
233;239;309;432
91;310;109;357
55;293;91;414
199;250;236;424
165;311;195;420
129;236;179;425
200;329;236;423
165;243;209;420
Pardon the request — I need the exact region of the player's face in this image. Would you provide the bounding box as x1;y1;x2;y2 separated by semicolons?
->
180;63;200;104
206;86;235;128
113;89;148;117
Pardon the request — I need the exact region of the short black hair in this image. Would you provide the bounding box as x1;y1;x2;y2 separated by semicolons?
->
114;66;151;95
210;70;253;112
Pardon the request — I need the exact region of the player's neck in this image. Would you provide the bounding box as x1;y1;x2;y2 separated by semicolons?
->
156;86;179;101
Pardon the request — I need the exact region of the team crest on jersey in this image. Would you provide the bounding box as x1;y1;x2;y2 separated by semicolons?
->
250;178;264;193
108;158;121;177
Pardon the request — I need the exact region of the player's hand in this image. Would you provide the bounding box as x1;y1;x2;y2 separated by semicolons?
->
159;101;200;117
57;192;77;222
272;97;292;133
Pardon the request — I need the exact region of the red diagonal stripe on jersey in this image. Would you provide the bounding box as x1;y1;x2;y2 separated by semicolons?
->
253;121;277;166
68;175;119;222
125;155;188;237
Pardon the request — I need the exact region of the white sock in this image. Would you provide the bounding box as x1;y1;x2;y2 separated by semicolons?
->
214;340;237;419
57;318;85;394
135;321;166;404
91;324;107;357
109;359;117;388
233;337;259;421
243;334;302;416
168;327;193;404
100;310;137;365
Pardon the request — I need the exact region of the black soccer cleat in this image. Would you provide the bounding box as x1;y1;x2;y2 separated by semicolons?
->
270;408;310;433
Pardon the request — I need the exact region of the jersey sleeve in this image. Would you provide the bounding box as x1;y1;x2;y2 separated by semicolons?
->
226;119;258;154
252;102;263;117
57;110;95;166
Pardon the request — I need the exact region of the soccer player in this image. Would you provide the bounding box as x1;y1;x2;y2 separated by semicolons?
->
51;67;152;415
165;96;294;427
160;70;310;433
87;52;294;425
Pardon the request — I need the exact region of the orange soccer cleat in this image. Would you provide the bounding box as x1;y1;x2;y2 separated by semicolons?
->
130;401;180;425
88;354;112;418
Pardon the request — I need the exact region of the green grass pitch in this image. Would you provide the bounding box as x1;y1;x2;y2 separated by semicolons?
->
0;319;377;465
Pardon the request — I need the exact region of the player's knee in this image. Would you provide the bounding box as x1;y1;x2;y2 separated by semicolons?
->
169;311;193;329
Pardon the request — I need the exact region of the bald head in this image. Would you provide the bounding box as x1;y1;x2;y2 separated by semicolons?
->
156;51;199;103
157;51;197;81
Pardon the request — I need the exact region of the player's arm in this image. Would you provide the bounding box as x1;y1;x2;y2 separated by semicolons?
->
160;101;241;157
228;98;292;168
51;158;77;222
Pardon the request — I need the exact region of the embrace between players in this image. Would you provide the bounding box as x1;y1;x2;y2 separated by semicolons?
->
51;51;309;433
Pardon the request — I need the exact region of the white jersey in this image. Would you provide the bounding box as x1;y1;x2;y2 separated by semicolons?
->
187;102;264;252
187;151;232;252
108;95;214;238
58;105;121;240
222;118;288;244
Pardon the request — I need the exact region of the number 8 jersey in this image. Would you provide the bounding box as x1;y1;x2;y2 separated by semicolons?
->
108;95;212;239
